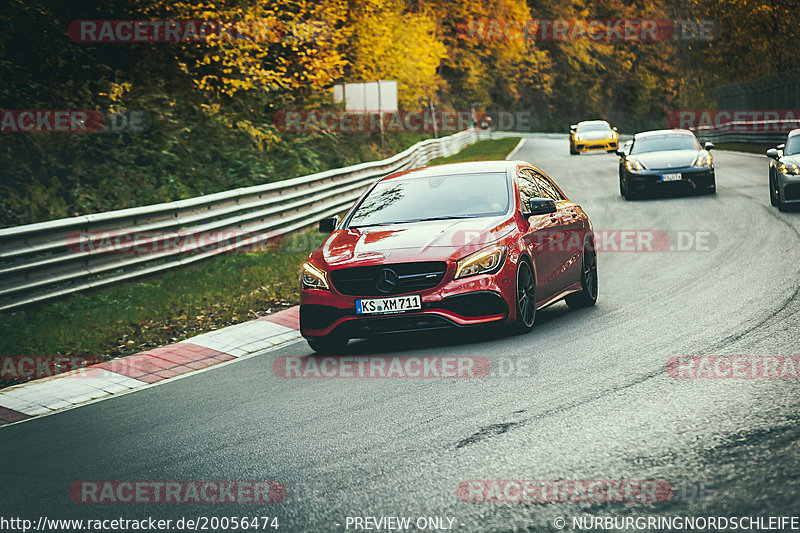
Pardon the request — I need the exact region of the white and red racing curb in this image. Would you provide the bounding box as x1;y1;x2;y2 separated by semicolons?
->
0;307;302;427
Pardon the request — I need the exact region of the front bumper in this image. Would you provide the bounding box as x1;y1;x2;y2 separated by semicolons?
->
625;167;715;194
776;172;800;203
300;262;514;339
575;138;618;152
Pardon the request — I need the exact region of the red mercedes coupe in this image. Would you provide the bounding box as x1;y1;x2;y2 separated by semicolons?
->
299;161;597;353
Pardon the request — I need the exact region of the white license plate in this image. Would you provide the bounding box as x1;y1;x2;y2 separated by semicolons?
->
661;173;682;182
356;295;422;315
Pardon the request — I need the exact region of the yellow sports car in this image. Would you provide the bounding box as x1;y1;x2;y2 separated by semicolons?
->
569;120;619;155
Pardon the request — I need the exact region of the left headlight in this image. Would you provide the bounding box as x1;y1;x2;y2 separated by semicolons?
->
455;244;506;279
607;132;616;139
301;261;329;290
625;159;644;172
692;151;713;168
779;162;800;175
575;135;584;142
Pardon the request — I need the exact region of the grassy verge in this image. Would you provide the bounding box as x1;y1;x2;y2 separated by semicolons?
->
0;136;522;388
0;230;325;388
429;136;522;165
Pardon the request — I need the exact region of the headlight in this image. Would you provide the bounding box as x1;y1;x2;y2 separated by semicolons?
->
692;151;713;168
301;261;329;290
455;244;506;279
608;132;616;139
625;159;644;172
779;162;800;175
575;135;584;142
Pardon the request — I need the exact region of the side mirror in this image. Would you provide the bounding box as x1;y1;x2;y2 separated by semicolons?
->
766;148;780;159
615;148;625;157
569;124;577;132
318;216;338;233
613;127;618;132
704;142;715;151
528;198;557;216
778;144;785;151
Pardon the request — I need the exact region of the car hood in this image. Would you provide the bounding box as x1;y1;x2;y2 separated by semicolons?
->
578;131;613;141
631;149;700;170
318;216;515;266
782;154;800;166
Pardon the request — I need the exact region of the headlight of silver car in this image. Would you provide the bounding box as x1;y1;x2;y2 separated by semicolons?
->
779;162;800;175
625;159;644;172
455;244;506;279
692;151;713;168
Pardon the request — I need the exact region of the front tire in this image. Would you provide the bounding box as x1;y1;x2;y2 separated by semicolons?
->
307;335;349;354
770;174;779;206
565;243;598;309
511;260;536;333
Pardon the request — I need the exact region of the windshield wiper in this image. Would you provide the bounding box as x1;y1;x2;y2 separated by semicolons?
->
350;215;483;228
348;222;400;229
397;215;483;223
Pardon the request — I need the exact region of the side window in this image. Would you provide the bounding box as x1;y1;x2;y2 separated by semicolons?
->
518;170;540;213
533;171;564;201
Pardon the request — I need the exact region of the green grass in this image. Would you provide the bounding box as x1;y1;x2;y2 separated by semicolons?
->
0;134;522;388
428;136;522;165
0;230;326;388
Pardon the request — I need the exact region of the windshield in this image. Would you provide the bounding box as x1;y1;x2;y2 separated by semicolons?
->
785;136;800;156
347;172;510;228
577;122;611;133
631;134;701;154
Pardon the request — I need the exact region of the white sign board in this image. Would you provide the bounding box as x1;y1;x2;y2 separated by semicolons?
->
333;80;398;113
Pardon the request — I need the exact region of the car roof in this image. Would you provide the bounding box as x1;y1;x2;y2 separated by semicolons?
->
381;160;517;181
578;120;610;126
634;128;695;139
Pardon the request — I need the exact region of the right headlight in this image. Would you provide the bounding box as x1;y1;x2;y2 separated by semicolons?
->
779;162;800;175
625;159;644;172
301;261;329;290
455;244;506;279
692;151;713;168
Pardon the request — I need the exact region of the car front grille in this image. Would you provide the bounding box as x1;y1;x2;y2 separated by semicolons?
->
329;262;448;297
784;183;800;201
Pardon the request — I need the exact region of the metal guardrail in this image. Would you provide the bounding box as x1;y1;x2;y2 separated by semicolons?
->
0;129;491;313
693;121;793;146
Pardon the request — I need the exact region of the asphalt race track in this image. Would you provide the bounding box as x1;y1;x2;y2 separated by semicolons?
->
3;134;800;532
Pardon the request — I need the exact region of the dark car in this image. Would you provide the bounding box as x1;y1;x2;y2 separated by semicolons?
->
767;128;800;211
299;161;598;353
617;129;716;200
